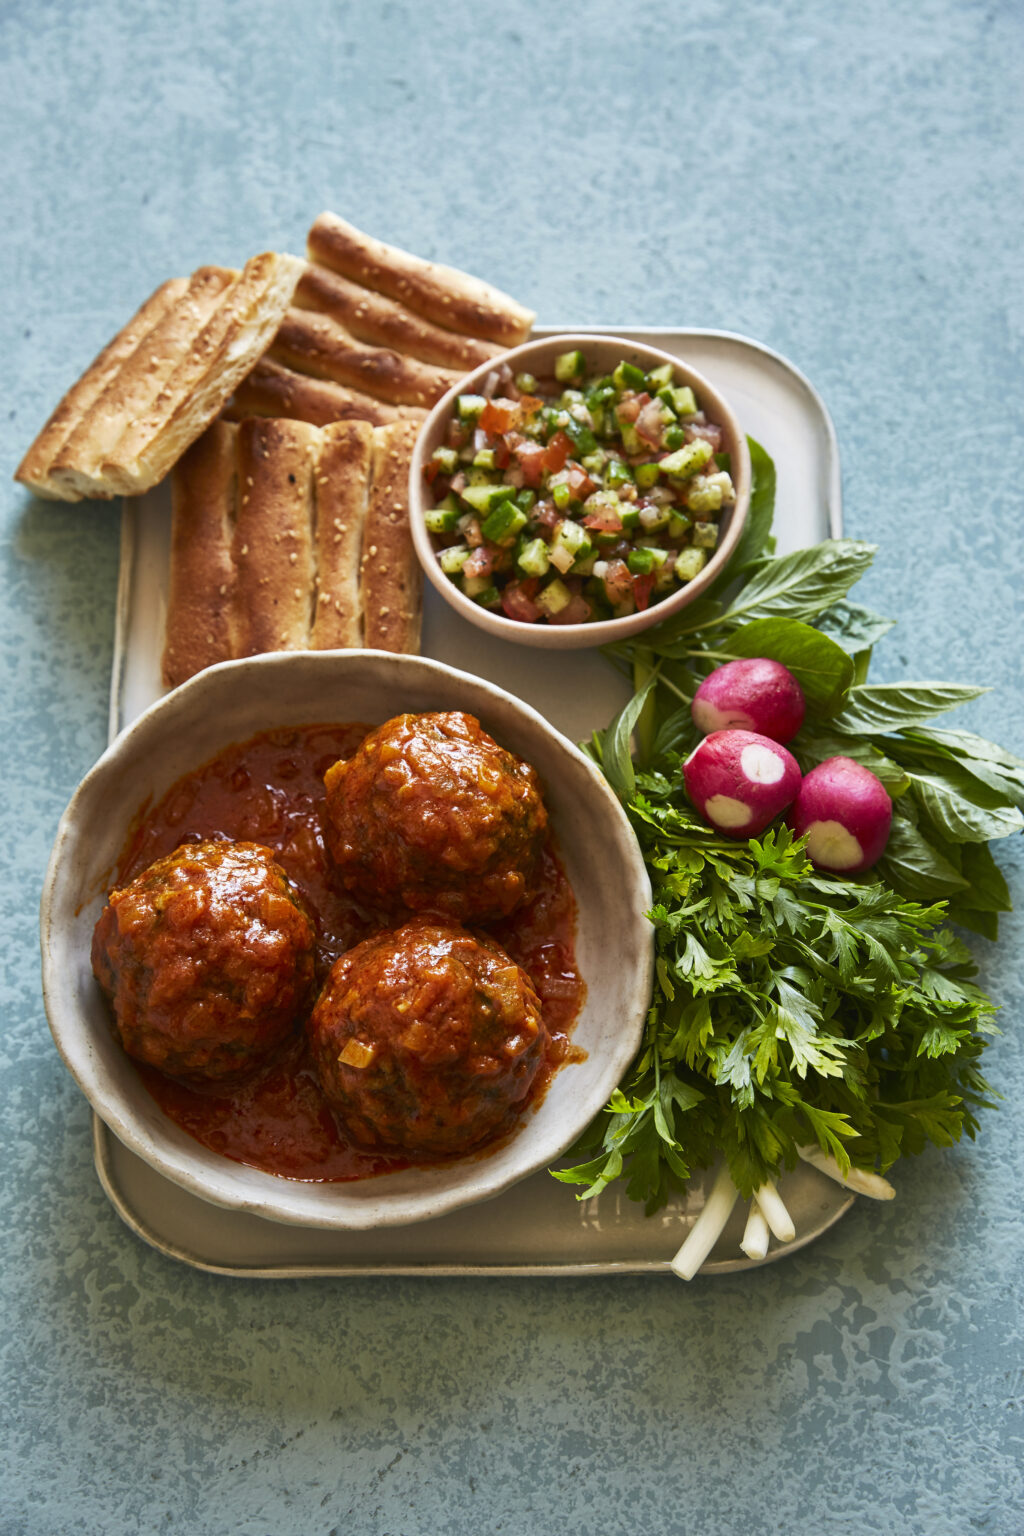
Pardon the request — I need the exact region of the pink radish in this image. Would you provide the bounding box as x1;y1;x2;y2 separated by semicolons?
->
792;756;893;873
692;658;806;744
683;729;802;837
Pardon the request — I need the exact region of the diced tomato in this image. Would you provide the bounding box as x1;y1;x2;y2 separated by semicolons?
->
517;393;544;416
479;398;520;434
566;462;596;500
542;430;572;474
513;439;546;488
636;398;667;447
549;592;593;626
686;420;723;452
582;503;623;533
615;391;648;425
463;546;495;579
493;438;512;470
532;500;561;530
632;572;656;611
602;559;633;604
501;578;542;623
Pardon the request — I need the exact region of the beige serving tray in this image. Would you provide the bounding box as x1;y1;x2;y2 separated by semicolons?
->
96;326;853;1276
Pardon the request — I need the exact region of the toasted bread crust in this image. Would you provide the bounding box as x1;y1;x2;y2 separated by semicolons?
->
15;277;191;501
308;212;535;347
226;357;426;429
271;308;459;409
362;420;422;654
162;421;240;689
311;421;374;650
295;263;500;372
233;418;320;656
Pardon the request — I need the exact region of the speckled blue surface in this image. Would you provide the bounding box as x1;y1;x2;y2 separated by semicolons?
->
3;2;1023;1532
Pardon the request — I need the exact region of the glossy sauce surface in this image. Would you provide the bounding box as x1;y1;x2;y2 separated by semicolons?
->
115;724;585;1181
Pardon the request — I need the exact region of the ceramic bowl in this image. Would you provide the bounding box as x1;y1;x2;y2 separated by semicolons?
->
409;332;751;650
40;649;653;1230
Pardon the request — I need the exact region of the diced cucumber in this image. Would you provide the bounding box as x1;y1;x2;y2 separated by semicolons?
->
663;424;685;450
646;362;675;390
551;481;573;511
635;462;661;490
613;360;647;391
461;573;493;598
536;577;572;616
686;476;724;514
692;522;720;550
554;349;586;383
460;482;517;514
639;504;672;532
514;371;538;393
675;547;709;581
619;506;641;531
618;423;643;456
670;386;698;416
456;394;487;422
424;503;461;534
668;511;692;539
482;501;528;544
429;445;459;475
439;545;471;575
658;439;713;479
627;547;659;575
472;448;497;471
550;517;592;573
581;450;608;477
473;584;503;609
516;488;538;514
606;458;634;488
517;538;551;578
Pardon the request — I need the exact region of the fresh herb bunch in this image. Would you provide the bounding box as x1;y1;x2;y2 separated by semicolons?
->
556;440;1023;1209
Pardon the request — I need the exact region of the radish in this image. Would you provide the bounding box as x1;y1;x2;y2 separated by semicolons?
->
692;658;806;744
792;756;893;873
683;729;802;837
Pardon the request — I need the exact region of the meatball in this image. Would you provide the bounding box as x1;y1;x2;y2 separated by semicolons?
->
91;840;317;1082
307;917;547;1154
321;710;548;924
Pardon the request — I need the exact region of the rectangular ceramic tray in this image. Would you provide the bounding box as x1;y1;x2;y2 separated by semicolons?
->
95;326;850;1276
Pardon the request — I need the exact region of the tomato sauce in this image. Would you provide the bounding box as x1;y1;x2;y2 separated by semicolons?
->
113;723;585;1182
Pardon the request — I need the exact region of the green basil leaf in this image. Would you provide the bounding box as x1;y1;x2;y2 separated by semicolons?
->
724;616;855;715
601;675;657;800
876;817;969;899
954;842;1013;914
713;540;877;628
815;600;896;653
830;682;991;734
902;727;1024;808
906;762;1024;843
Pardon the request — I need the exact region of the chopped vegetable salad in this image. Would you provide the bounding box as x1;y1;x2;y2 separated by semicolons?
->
422;350;736;626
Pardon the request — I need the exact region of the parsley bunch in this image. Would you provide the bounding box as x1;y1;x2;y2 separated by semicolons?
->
556;441;1022;1209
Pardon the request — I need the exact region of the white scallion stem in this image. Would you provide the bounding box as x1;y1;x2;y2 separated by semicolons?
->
740;1202;770;1262
671;1163;739;1281
753;1179;796;1242
797;1144;896;1201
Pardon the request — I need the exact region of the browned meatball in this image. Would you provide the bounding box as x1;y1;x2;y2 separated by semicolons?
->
321;711;548;923
307;917;547;1154
91;840;317;1082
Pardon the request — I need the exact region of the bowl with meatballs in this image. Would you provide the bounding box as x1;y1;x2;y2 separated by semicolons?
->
41;649;654;1230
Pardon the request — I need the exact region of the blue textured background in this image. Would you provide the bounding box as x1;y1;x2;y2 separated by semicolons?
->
3;2;1023;1532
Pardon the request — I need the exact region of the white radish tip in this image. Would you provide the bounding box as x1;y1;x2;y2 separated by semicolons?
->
740;742;787;785
704;793;753;829
805;819;864;870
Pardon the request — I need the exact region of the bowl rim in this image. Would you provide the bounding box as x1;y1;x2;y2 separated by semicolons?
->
409;331;751;650
40;648;654;1230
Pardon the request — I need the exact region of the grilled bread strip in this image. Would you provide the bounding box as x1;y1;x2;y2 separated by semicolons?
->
226;357;426;430
47;266;238;499
308;212;535;347
271;308;460;409
362;420;422;654
295;263;500;371
17;253;302;501
311;421;374;650
15;277;190;501
163;421;240;690
106;252;304;496
232;418;320;656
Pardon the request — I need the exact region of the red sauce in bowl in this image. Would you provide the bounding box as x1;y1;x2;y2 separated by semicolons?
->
111;723;585;1181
